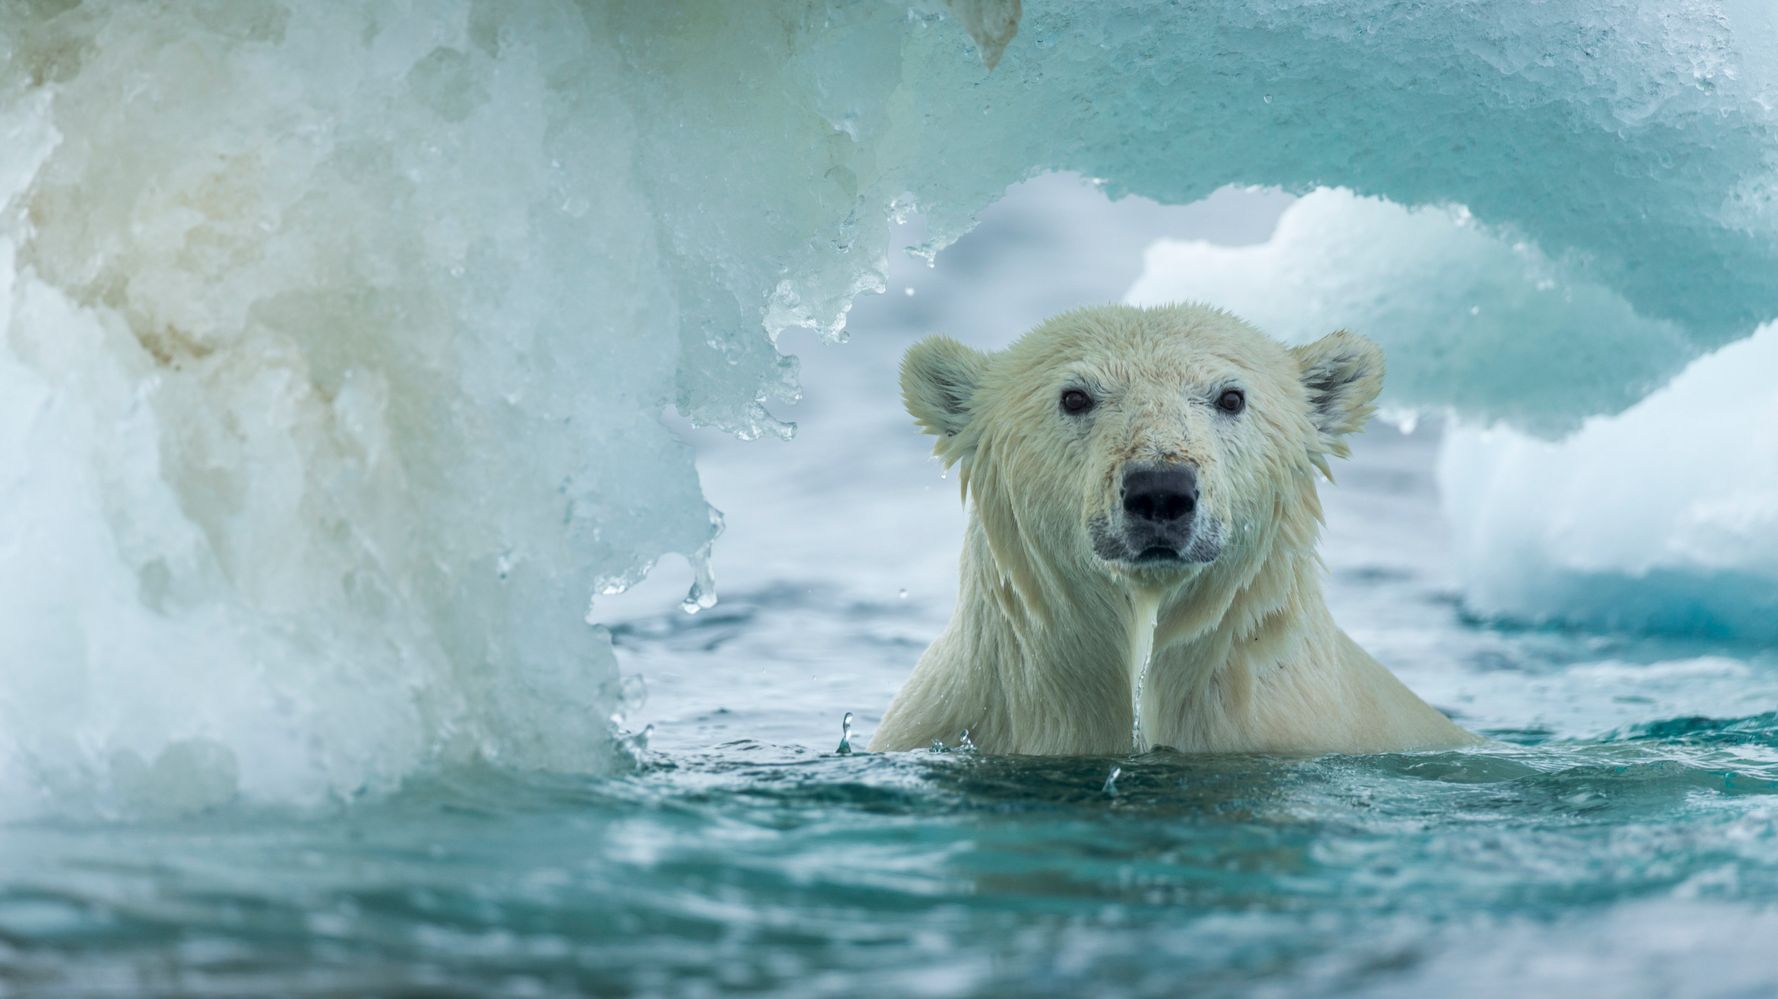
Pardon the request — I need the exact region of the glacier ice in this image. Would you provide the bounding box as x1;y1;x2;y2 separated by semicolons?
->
4;0;1778;812
1440;325;1778;641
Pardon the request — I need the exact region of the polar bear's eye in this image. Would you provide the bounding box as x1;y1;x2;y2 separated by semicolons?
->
1216;388;1246;414
1059;388;1095;414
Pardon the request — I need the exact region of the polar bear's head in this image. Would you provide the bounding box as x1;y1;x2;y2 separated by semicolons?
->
902;303;1381;588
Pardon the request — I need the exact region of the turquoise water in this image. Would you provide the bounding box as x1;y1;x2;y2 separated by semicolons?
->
6;706;1777;994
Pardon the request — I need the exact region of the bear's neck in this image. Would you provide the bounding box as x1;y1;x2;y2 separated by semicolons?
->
955;485;1327;755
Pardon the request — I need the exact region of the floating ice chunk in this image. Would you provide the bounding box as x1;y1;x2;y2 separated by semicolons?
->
1127;190;1694;434
1440;324;1778;640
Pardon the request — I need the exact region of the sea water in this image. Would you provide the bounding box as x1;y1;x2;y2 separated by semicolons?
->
4;179;1776;996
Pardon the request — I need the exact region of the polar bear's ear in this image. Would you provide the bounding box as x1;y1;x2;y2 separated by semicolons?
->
1290;330;1384;467
901;335;990;441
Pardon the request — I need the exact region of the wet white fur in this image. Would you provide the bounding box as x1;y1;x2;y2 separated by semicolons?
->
870;304;1476;755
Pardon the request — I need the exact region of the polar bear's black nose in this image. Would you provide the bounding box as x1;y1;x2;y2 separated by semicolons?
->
1122;464;1198;525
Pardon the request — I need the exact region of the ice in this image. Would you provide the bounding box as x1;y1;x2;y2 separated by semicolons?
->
5;1;1778;812
1439;325;1778;640
0;4;715;814
1126;190;1695;434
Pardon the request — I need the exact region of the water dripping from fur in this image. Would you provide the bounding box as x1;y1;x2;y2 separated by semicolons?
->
1129;591;1162;754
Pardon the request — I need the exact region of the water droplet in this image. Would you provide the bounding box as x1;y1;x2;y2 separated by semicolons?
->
1262;94;1273;104
897;588;909;600
681;554;718;614
836;712;854;755
929;739;947;754
956;728;976;752
1103;766;1121;795
903;286;916;297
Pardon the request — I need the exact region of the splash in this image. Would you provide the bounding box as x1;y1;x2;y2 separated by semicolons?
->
836;712;855;756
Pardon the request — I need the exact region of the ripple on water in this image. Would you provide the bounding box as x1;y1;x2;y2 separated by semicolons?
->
1;724;1777;994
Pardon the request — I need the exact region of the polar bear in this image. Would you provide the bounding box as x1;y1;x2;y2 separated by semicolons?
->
869;303;1476;755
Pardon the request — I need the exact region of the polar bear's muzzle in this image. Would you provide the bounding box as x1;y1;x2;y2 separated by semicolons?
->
1088;461;1222;567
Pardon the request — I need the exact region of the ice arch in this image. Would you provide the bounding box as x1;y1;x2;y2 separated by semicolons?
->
3;0;1775;811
